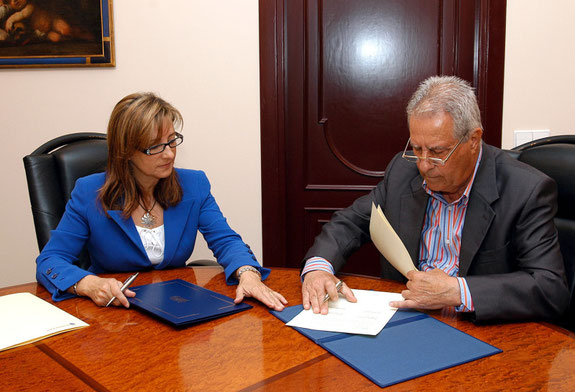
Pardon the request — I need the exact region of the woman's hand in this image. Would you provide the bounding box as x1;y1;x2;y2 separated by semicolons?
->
74;275;136;307
234;269;288;311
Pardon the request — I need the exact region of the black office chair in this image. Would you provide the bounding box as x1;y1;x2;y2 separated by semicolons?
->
511;135;575;331
23;133;108;269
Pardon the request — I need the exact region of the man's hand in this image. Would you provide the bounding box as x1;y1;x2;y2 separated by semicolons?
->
389;269;461;310
302;270;356;314
234;270;288;311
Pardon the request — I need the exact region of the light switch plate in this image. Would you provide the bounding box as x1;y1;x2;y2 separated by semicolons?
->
514;129;551;147
514;130;533;147
532;130;550;141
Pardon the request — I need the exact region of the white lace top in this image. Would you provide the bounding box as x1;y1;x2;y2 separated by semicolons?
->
136;225;165;265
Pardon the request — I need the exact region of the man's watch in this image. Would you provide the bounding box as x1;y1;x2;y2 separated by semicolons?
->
236;265;261;279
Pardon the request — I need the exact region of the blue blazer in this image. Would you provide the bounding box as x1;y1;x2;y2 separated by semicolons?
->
36;169;269;301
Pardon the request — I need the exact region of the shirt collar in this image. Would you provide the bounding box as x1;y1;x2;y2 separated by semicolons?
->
422;143;483;205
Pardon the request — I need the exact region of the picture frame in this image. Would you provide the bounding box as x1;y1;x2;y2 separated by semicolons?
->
0;0;114;68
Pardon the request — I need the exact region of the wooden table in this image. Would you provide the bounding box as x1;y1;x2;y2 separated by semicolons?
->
1;267;575;391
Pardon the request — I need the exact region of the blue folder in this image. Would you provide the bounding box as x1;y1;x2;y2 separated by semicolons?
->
271;305;501;388
128;279;251;327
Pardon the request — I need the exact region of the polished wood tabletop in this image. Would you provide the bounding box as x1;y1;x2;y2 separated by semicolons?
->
1;267;575;391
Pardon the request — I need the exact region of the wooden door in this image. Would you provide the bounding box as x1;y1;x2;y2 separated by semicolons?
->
260;0;506;275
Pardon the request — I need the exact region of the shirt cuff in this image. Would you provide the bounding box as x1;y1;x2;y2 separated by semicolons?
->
455;277;475;312
301;256;335;281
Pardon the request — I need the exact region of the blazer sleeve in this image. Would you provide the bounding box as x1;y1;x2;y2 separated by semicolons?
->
301;155;400;272
467;175;570;321
195;172;270;284
36;178;95;301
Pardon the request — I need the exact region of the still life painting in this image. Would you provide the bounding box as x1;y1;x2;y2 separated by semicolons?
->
0;0;113;67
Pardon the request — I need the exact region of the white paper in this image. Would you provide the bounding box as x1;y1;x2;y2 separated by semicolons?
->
0;292;89;352
287;289;404;335
369;203;417;278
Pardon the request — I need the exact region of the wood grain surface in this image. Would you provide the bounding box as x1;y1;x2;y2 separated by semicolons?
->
1;267;574;391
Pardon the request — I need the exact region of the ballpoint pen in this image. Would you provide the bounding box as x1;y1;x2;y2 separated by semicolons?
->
322;280;343;303
106;272;139;307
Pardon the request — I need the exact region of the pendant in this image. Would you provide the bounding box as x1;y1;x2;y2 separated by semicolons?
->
141;212;156;228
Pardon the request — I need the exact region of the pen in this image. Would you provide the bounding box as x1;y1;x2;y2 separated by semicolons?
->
322;280;343;303
106;272;139;307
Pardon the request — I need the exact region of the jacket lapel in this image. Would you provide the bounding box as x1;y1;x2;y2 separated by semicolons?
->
459;144;499;276
399;176;429;265
108;210;148;258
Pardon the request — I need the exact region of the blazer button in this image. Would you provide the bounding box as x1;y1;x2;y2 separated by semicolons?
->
46;268;52;274
51;273;59;279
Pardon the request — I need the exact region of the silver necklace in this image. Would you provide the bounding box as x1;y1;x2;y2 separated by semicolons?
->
138;199;157;228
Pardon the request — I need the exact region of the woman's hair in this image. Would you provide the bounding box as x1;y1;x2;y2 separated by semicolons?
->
99;92;183;218
406;75;483;141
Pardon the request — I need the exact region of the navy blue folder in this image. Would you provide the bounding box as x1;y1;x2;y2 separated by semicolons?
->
271;305;501;388
128;279;251;327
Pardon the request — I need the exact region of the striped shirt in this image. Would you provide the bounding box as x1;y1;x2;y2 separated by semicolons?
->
302;146;483;313
303;256;335;275
419;146;483;312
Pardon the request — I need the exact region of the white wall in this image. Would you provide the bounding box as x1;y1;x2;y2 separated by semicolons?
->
502;0;575;148
0;0;262;287
2;1;575;287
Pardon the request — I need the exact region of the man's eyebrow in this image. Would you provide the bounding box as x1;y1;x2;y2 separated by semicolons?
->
409;142;449;151
428;145;449;152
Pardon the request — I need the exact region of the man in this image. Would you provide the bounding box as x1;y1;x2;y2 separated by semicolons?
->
301;76;569;322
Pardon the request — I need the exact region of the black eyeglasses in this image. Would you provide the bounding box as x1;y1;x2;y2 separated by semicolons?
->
141;132;184;155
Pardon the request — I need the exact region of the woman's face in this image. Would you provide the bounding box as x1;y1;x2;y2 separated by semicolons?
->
129;121;177;187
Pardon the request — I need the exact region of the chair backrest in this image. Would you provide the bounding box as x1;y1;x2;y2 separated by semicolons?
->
23;133;107;269
510;135;575;330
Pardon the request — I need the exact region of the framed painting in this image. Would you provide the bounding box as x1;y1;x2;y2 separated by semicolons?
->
0;0;114;68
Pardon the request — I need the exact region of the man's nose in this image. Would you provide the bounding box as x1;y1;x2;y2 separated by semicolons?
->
417;155;435;171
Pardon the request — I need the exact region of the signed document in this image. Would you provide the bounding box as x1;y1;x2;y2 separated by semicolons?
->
369;203;417;278
287;289;404;335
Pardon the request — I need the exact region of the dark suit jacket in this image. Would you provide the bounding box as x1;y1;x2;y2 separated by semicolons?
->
37;169;268;301
304;143;569;322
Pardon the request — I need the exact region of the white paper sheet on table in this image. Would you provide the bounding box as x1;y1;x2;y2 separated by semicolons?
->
287;289;404;335
0;292;89;352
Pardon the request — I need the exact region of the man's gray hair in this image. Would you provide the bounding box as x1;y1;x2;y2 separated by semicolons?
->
406;76;483;140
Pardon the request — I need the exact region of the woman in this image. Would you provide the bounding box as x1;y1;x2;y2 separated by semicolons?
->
36;92;287;311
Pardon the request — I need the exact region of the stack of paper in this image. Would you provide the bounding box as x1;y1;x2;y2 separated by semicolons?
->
0;292;89;352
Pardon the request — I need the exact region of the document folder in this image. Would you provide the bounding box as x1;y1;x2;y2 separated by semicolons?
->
272;305;501;388
128;279;251;327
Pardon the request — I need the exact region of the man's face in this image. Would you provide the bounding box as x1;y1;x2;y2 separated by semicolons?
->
408;112;482;201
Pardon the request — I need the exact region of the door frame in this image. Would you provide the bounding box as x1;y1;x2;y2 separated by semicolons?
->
259;0;507;267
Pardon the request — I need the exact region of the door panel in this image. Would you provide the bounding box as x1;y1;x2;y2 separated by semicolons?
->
260;0;506;275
